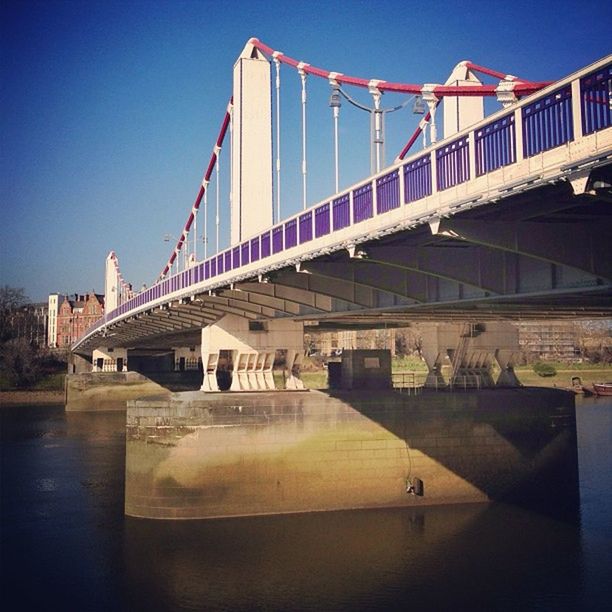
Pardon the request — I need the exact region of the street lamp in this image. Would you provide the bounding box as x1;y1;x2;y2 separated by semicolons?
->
335;84;421;175
329;85;342;193
412;95;426;114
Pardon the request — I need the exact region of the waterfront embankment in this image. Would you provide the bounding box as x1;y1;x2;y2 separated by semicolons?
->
0;390;65;406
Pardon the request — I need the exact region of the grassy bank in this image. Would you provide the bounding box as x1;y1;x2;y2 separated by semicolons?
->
0;372;65;392
513;364;611;388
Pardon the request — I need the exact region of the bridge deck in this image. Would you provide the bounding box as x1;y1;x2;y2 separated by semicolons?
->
74;57;612;352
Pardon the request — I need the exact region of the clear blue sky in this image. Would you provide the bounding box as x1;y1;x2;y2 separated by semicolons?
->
1;0;610;302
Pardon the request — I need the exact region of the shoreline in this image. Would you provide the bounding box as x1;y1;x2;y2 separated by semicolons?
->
0;390;65;407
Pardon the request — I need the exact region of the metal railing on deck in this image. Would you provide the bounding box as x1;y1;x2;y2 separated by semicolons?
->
76;57;612;348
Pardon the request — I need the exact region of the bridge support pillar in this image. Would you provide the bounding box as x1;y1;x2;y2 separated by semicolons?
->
200;314;304;392
172;346;202;372
92;347;128;372
420;322;520;390
495;349;521;387
285;350;306;390
420;324;449;389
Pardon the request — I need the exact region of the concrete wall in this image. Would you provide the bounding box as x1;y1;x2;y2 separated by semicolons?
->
125;387;577;519
68;352;92;374
340;350;392;390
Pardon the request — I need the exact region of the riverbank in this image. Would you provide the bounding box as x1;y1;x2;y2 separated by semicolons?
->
0;390;65;406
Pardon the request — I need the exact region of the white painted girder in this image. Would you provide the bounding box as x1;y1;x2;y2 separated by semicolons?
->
365;244;506;294
302;260;427;303
434;218;612;281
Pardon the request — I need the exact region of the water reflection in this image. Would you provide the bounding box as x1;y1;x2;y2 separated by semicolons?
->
1;398;611;611
576;396;612;608
123;503;582;611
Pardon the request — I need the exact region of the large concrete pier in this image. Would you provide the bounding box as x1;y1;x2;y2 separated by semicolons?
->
65;372;171;412
125;388;577;520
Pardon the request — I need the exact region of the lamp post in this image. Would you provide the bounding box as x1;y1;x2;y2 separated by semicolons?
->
329;85;341;193
335;85;421;174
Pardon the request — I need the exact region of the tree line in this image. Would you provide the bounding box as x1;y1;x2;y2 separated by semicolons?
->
0;285;63;388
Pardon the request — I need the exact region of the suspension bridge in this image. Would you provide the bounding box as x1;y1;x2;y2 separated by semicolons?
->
71;39;612;390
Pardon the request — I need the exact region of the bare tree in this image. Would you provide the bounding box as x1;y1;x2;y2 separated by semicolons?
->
1;338;41;387
0;286;28;342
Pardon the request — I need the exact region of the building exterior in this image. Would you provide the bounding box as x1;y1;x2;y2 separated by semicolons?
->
517;321;580;362
47;294;59;347
55;293;104;348
6;302;48;347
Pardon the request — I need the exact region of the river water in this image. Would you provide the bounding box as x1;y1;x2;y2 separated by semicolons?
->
1;396;611;611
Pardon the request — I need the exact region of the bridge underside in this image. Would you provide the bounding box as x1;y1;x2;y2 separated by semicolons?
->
81;167;611;353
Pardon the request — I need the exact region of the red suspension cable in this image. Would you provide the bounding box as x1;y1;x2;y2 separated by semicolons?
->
249;38;550;97
152;40;554;285
396;102;442;161
465;61;530;83
109;251;134;300
157;97;233;283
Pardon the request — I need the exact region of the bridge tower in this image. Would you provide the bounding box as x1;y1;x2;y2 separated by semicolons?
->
231;40;273;245
198;42;302;392
442;61;484;138
104;251;120;312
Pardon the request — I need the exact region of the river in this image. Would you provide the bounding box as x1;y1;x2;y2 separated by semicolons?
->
1;396;611;611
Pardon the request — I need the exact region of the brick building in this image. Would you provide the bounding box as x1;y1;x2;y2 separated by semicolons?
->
53;293;104;348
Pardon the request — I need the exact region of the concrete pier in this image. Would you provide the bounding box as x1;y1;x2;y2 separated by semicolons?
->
65;372;171;412
125;388;577;519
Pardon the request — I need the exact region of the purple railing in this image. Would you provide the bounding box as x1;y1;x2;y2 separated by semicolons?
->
250;236;260;262
523;85;573;157
272;226;283;254
475;114;516;176
285;219;297;249
241;242;250;265
403;155;432;203
352;184;373;223
332;194;350;230
376;170;400;214
261;231;271;258
581;65;611;136
299;211;313;243
436;136;470;191
81;62;610;342
315;203;330;237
